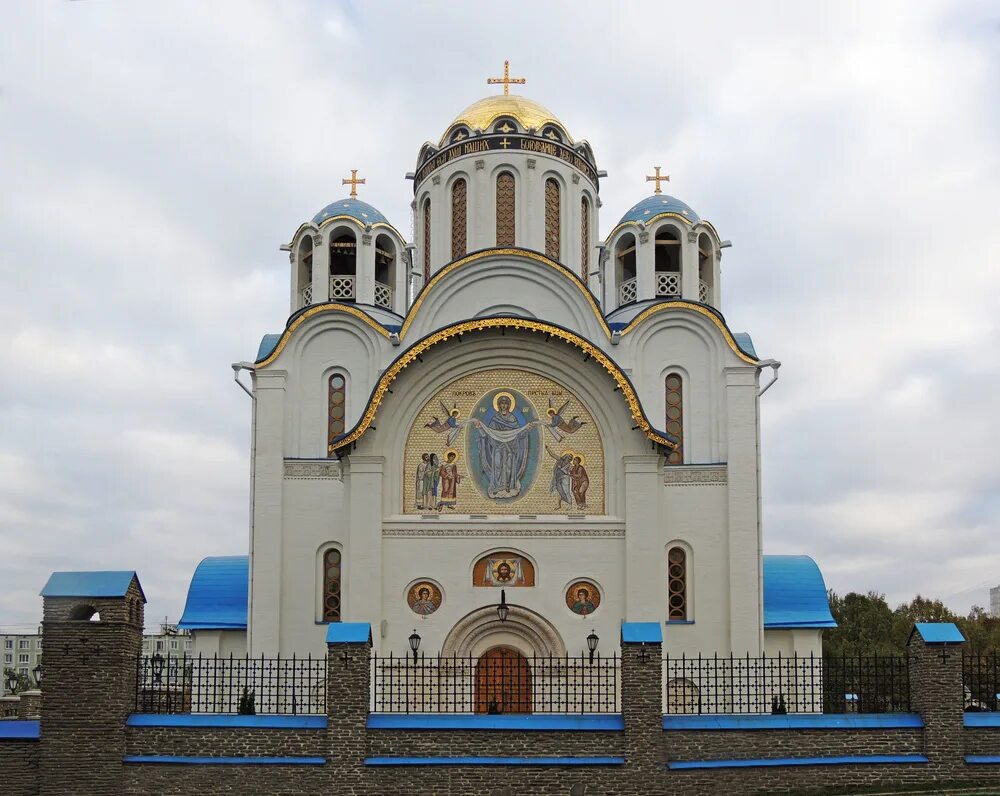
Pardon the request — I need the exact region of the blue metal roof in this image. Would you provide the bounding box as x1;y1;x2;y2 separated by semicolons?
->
257;333;281;361
912;622;965;645
326;622;372;644
733;333;757;358
621;622;663;644
618;195;701;227
312;198;388;227
762;555;836;629
40;571;142;599
177;556;249;630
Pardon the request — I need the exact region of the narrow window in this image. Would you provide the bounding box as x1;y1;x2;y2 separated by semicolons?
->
544;177;560;260
328;373;347;446
668;547;687;621
422;198;431;283
329;232;357;301
654;227;681;298
496;172;516;246
451;178;467;260
323;548;342;622
665;373;683;464
580;197;590;278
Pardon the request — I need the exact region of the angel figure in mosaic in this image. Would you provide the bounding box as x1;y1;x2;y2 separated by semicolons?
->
545;445;574;510
425;401;469;446
544;398;586;442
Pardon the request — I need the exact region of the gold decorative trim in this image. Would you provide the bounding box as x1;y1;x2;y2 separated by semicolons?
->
619;302;757;364
383;527;625;538
329;317;678;454
315;214;406;240
256;303;392;367
400;248;608;339
605;212;694;242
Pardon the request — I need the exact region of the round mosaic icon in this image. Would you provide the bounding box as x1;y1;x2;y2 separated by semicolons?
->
407;581;443;616
565;580;601;616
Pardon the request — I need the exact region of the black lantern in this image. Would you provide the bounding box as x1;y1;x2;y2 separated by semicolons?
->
497;589;510;623
4;669;18;694
586;630;599;663
408;629;421;663
151;652;165;683
32;663;43;687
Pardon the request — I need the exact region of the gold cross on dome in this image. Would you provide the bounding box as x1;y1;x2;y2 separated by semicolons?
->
342;169;366;198
645;166;670;195
487;60;526;96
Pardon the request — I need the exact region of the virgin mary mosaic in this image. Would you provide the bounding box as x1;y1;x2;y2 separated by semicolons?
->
403;369;605;515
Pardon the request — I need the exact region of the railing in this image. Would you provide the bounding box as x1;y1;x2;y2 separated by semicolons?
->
964;653;1000;711
664;653;910;714
699;278;710;302
371;652;620;714
656;271;680;298
135;654;326;715
299;284;313;308
329;275;356;301
374;280;393;310
618;277;637;305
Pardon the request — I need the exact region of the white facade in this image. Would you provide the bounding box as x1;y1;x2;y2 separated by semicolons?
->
190;92;828;664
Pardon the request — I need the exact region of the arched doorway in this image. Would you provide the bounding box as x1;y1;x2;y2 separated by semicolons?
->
476;647;531;714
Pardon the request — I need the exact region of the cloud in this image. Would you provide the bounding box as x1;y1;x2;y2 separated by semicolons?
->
1;0;998;632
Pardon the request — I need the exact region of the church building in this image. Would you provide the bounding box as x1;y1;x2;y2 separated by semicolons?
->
178;64;835;667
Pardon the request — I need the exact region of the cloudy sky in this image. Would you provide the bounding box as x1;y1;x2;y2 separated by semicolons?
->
1;1;998;633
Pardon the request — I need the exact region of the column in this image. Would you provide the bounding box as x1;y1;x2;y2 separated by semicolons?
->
636;229;655;301
357;232;375;306
681;230;699;301
249;369;287;655
621;623;664;790
39;574;145;795
725;366;762;654
345;456;384;645
312;231;331;303
907;624;966;776
624;455;663;618
471;159;490;251
326;623;372;789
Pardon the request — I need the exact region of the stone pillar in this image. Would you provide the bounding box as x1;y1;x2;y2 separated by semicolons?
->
345;455;384;635
311;230;331;303
907;623;966;777
636;229;655;301
623;455;663;619
17;690;40;720
621;623;663;791
357;231;375;306
326;623;372;789
38;572;145;796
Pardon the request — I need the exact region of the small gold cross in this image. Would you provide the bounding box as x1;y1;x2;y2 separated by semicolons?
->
342;169;366;198
487;60;526;96
499;137;512;149
645;166;670;195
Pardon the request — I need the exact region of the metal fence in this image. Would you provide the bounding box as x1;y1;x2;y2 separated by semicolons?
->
663;653;911;714
135;654;326;715
371;652;620;714
964;653;1000;712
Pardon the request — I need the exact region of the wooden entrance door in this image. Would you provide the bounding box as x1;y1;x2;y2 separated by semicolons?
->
475;648;532;714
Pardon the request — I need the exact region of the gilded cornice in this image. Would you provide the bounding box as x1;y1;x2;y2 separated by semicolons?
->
399;248;608;339
256;303;392;367
328;317;679;454
620;302;757;364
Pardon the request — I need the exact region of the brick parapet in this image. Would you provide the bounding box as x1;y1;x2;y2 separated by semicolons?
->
367;728;624;757
664;727;924;761
622;641;663;791
0;740;39;796
326;638;371;792
124;725;327;757
908;633;965;777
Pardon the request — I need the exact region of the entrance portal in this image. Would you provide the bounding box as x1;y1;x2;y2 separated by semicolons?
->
475;648;531;714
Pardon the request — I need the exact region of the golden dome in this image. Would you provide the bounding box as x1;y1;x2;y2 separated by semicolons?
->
442;95;571;145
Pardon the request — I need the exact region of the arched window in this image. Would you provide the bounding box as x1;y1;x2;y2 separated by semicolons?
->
665;373;683;465
496;172;516;246
422;198;431;284
451;178;467;261
615;233;637;305
374;234;395;310
665;678;700;714
544;177;560;260
654;227;681;298
329;231;357;301
297;235;314;308
667;547;687;621
328;373;347;446
698;232;714;303
322;548;342;622
580;197;590;278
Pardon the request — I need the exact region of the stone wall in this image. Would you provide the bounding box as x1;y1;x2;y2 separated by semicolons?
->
0;738;39;796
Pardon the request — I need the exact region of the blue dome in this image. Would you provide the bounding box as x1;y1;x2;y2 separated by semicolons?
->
618;194;701;227
312;197;389;227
